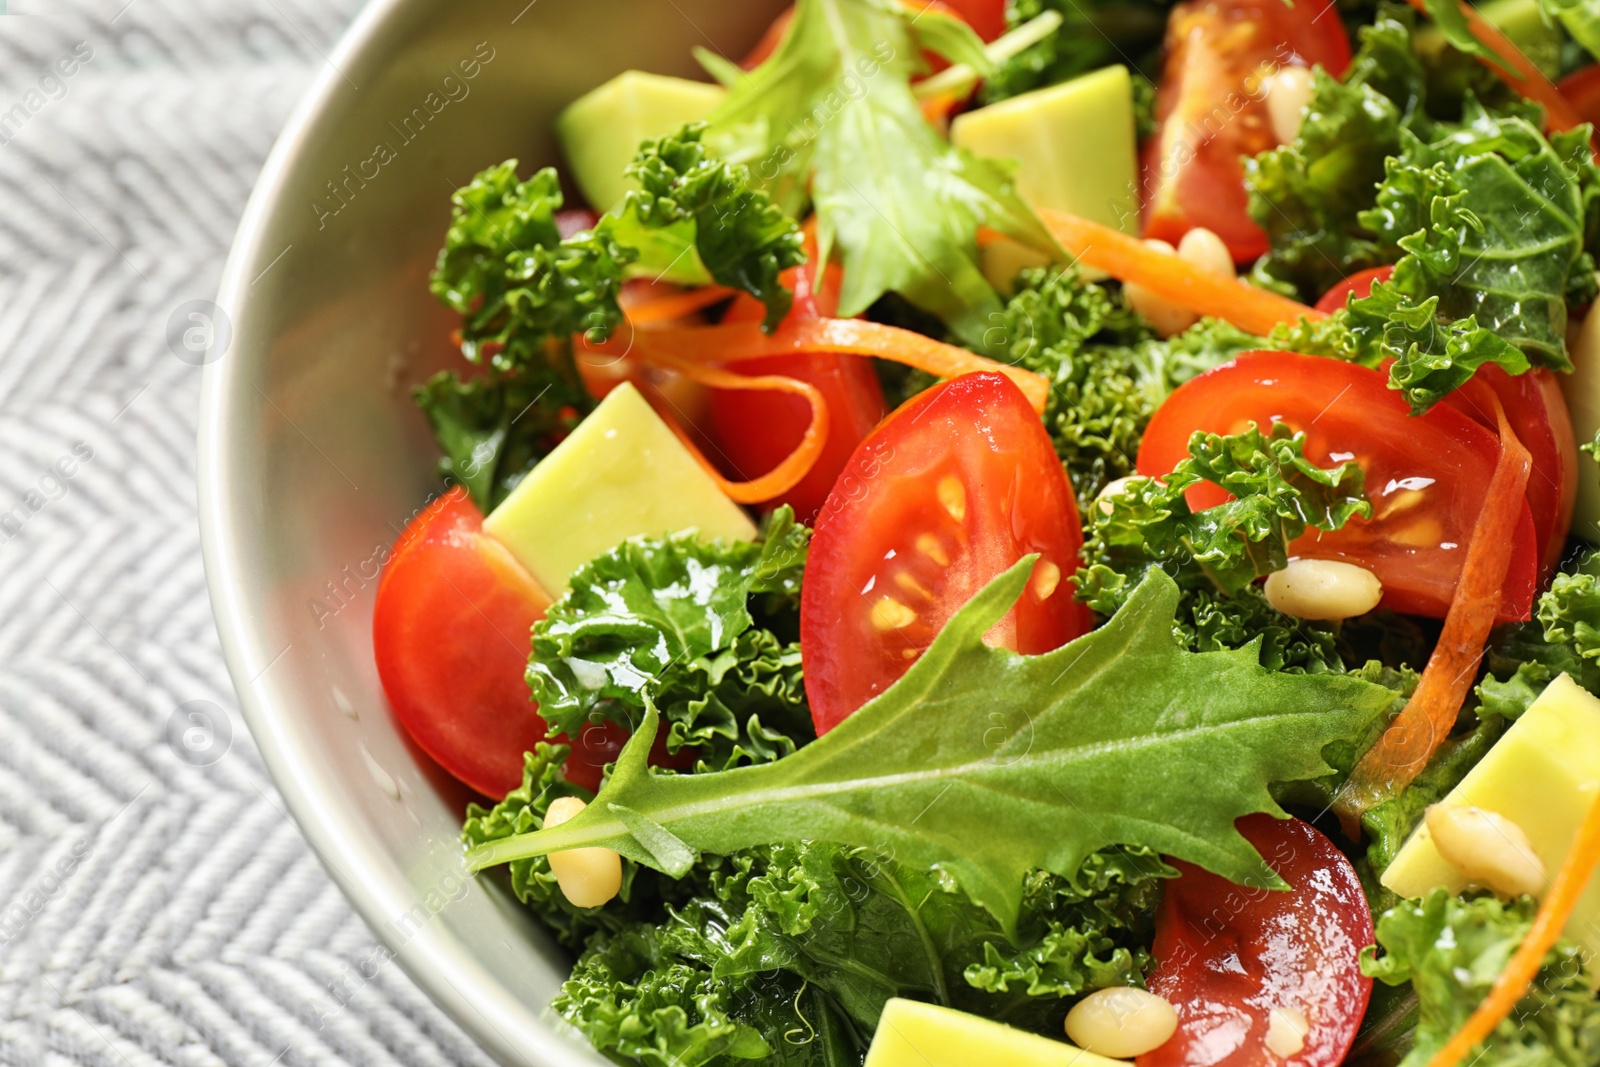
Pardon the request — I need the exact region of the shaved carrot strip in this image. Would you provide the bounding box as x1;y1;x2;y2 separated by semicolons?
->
624;286;737;326
640;348;831;505
1405;0;1587;134
1424;792;1600;1067
1032;209;1325;336
1335;401;1532;833
628;318;1051;414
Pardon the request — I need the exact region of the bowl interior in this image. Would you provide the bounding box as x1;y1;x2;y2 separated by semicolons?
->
199;2;784;1063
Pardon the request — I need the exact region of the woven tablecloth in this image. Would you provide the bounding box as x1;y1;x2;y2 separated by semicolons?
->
0;2;498;1064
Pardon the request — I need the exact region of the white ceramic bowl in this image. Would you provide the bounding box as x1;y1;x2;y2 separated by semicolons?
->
197;2;783;1063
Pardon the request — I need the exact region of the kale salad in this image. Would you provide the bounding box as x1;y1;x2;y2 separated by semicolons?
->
370;0;1600;1063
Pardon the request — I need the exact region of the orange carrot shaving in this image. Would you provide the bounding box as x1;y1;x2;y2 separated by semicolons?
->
1405;0;1587;134
624;286;737;326
629;318;1051;414
1335;401;1532;834
1032;208;1325;336
637;348;831;505
1423;791;1600;1067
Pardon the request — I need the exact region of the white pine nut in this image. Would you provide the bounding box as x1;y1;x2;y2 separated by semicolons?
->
1065;987;1179;1058
1264;65;1315;144
1125;240;1201;338
1092;475;1142;516
1265;1006;1310;1058
1263;558;1383;621
544;796;623;908
1426;805;1546;900
1177;227;1236;280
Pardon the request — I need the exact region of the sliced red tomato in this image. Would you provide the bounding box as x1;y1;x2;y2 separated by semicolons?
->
801;372;1091;733
711;231;887;524
1136;351;1539;623
1442;365;1577;579
1313;264;1394;314
1143;0;1351;263
373;487;554;798
1138;815;1374;1067
1560;64;1600;126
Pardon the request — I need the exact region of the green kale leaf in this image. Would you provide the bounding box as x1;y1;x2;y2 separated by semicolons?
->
528;510;814;774
1364;889;1600;1067
990;268;1257;508
471;561;1395;932
1074;423;1371;616
980;0;1169;105
1487;549;1600;710
704;0;1059;347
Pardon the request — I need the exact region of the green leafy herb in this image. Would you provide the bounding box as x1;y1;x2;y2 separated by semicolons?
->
703;0;1058;346
1074;423;1371;616
471;561;1393;931
1364;889;1600;1067
1488;549;1600;711
990;267;1258;508
980;0;1170;105
529;510;814;774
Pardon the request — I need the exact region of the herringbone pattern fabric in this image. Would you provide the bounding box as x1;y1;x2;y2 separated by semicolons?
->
0;2;497;1064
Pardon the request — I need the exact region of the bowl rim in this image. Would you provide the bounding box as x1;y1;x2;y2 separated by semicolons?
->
196;3;599;1063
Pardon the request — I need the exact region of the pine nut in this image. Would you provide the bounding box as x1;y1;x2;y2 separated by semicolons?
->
1126;232;1235;337
1265;1007;1310;1058
1065;987;1179;1058
1265;65;1315;143
1426;805;1546;900
1263;558;1383;621
1093;475;1142;516
543;796;622;908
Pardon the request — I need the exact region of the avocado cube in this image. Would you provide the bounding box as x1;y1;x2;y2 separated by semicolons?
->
1381;673;1600;968
557;71;726;212
950;66;1139;290
482;381;756;593
864;999;1129;1067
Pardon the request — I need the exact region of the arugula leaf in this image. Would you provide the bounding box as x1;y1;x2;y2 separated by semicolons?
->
705;0;1058;347
1246;11;1425;299
980;0;1170;105
1075;423;1371;615
528;512;814;774
413;369;580;512
1364;889;1600;1067
609;124;805;330
991;268;1257;508
472;561;1393;931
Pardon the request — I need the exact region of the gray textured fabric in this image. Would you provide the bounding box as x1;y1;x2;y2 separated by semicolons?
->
0;2;497;1064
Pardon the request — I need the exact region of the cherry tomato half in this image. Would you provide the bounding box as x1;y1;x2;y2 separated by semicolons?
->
712;229;887;524
1138;815;1374;1067
1313;265;1394;314
801;372;1092;733
1136;351;1539;623
1560;64;1600;126
373;487;553;798
1143;0;1351;263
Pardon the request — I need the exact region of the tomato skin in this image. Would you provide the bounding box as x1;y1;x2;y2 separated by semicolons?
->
1136;351;1539;623
1143;0;1351;263
1441;365;1578;580
373;487;553;798
1138;815;1374;1067
801;372;1092;733
711;231;887;524
1560;64;1600;126
1313;265;1394;314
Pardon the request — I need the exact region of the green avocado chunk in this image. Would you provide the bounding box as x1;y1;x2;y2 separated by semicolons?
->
556;70;725;212
865;999;1130;1067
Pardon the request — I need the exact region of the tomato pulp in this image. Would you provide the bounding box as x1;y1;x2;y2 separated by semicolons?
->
1139;815;1374;1067
1136;351;1539;622
712;230;887;524
1143;0;1351;262
801;372;1091;733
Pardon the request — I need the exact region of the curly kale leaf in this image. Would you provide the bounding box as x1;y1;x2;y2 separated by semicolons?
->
980;0;1169;105
990;268;1257;508
553;841;1170;1064
528;512;814;774
1487;550;1600;718
1075;422;1371;615
412;369;581;512
1364;889;1600;1067
609;124;805;331
1247;11;1426;299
